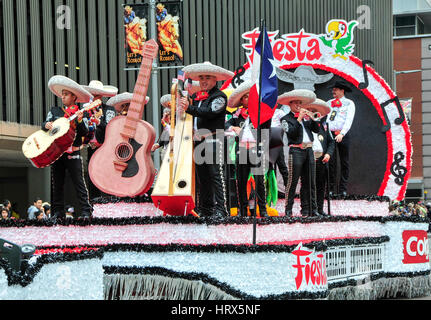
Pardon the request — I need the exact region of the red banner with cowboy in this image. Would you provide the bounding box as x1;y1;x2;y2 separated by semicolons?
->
124;4;149;66
156;2;184;64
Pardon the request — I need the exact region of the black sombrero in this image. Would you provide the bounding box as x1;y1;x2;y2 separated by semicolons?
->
327;80;352;92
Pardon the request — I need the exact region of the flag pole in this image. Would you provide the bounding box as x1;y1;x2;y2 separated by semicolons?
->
253;19;266;245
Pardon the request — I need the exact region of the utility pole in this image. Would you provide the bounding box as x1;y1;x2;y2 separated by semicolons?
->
149;0;161;170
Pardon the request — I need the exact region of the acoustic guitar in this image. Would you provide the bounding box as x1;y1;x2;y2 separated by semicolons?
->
22;99;102;168
88;40;158;198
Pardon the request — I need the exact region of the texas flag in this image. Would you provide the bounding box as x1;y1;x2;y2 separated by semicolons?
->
248;27;279;128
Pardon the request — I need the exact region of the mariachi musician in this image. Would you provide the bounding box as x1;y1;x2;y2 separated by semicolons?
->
81;81;118;145
106;92;135;117
151;94;172;161
178;62;234;218
42;75;93;219
308;99;334;216
279;89;319;217
225;81;269;217
80;80;118;200
270;103;291;189
326;80;356;196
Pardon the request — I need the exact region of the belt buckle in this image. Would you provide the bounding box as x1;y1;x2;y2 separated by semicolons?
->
301;143;306;150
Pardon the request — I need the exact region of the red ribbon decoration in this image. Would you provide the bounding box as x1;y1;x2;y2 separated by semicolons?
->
195;91;209;101
331;99;342;108
63;105;79;118
240;107;249;120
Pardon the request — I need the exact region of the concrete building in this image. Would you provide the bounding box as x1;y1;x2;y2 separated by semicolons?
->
0;0;394;216
393;0;431;201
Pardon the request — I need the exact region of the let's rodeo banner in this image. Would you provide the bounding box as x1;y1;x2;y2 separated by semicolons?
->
123;2;183;67
124;4;149;67
156;2;183;64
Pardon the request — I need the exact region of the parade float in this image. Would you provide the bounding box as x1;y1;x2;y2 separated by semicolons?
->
0;20;429;301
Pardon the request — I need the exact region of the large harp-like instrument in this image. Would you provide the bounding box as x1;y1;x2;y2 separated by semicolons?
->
151;78;197;216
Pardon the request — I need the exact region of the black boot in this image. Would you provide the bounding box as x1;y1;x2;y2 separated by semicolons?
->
259;206;269;218
285;208;292;217
240;205;249;217
310;211;321;218
196;207;213;218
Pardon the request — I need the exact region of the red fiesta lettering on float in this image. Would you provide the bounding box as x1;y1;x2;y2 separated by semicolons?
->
402;230;429;264
292;244;327;290
242;28;323;65
306;38;322;60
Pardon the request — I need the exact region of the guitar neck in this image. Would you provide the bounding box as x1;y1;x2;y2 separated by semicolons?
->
122;41;158;139
68;100;102;121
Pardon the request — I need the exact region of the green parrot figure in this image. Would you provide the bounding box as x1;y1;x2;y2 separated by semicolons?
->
320;20;359;60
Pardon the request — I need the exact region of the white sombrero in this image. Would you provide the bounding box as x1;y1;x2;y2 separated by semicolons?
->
107;92;150;112
277;89;316;106
303;98;331;117
48;75;93;103
183;61;234;81
82;80;118;97
227;81;254;108
160;94;171;108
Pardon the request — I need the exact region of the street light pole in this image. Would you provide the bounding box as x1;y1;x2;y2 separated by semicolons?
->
393;69;422;94
149;0;160;170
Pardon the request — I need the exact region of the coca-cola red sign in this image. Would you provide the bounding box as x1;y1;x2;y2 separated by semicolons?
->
291;243;327;290
402;230;429;264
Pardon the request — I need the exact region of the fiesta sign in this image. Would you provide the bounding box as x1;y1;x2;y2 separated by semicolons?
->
291;243;327;290
242;20;359;66
402;230;429;264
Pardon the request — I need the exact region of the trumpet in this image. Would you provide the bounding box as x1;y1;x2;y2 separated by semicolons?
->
300;108;322;121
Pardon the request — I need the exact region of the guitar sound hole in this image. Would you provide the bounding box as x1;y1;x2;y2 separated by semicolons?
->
50;127;59;136
116;143;133;162
177;180;187;189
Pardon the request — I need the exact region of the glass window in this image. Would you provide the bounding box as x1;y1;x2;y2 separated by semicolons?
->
395;26;417;36
395;15;416;26
394;0;431;14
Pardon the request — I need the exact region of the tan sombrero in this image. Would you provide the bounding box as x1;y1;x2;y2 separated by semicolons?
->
227;81;254;108
183;61;234;82
48;75;93;103
82;80;118;97
303;98;331;117
107;92;150;112
160;94;171;108
277;89;316;106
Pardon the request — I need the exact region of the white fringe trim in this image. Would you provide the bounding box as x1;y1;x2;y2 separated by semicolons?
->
328;275;431;300
104;274;239;300
104;274;431;300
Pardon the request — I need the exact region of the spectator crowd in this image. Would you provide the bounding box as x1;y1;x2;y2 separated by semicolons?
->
0;197;76;221
389;200;431;218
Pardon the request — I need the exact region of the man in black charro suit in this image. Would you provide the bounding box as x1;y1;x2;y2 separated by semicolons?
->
279;89;320;218
179;62;234;218
42;75;93;219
